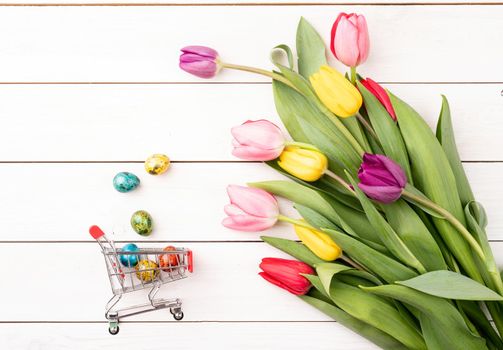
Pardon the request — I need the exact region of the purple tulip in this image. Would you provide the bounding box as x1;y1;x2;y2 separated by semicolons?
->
357;153;407;204
179;46;220;78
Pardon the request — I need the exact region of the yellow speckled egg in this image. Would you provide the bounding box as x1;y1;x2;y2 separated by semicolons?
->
135;259;159;282
144;154;170;175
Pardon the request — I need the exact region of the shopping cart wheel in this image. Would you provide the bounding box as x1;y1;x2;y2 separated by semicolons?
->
108;322;119;335
173;311;184;321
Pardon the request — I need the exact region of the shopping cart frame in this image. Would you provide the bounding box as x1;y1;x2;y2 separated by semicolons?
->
90;225;193;335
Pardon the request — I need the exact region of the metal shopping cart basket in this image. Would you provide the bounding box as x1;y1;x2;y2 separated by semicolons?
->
89;225;193;335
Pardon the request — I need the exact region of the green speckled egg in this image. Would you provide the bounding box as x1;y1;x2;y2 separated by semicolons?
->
130;210;153;236
144;154;170;175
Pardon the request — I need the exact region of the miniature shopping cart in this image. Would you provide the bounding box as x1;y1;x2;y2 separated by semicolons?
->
89;225;193;335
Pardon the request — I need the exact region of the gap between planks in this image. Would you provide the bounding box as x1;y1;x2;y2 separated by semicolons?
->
0;2;501;7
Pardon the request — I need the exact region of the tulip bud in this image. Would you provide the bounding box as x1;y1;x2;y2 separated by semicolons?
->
330;13;370;67
360;78;397;121
277;146;328;182
310;65;363;118
357;153;407;203
222;185;279;232
231;120;285;161
294;224;342;261
259;257;314;295
179;46;220;78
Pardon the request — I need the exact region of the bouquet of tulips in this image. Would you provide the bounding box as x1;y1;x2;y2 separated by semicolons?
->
180;13;503;350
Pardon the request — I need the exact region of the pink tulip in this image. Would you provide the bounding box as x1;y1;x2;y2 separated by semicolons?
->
222;185;279;231
360;78;397;121
259;257;314;295
330;13;370;67
231;120;285;161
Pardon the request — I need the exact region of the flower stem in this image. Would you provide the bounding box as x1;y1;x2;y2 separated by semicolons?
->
401;189;486;261
277;214;312;229
350;66;357;85
356;112;380;142
324;169;355;195
284;141;320;151
221;63;298;91
340;254;366;271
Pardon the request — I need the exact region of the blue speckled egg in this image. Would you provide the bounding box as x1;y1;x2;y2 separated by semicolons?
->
119;243;140;267
113;172;140;193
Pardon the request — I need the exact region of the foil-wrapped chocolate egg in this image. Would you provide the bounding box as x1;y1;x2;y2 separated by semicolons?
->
130;210;153;236
144;154;170;175
113;172;140;193
135;259;159;282
119;243;140;268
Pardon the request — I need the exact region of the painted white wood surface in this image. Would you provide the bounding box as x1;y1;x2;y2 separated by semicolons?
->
0;1;501;349
0;84;501;161
0;323;380;350
0;162;502;241
0;6;501;82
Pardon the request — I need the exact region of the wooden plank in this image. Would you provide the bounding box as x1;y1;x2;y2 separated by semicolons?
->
0;241;501;321
0;162;502;241
0;6;500;82
0;322;379;350
0;84;501;161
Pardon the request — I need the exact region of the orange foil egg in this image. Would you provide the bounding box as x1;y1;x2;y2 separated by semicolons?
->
160;246;180;272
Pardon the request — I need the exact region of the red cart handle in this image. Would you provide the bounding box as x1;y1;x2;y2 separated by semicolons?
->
89;225;105;240
187;250;193;273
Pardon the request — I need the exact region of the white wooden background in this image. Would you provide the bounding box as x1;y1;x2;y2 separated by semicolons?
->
0;1;502;349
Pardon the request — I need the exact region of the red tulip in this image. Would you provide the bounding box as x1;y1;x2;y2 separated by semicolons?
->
360;78;397;121
259;257;314;295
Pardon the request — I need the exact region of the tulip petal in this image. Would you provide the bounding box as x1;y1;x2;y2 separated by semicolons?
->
224;204;246;216
356;15;370;65
361;78;396;120
334;16;360;67
232;145;283;161
231;120;285;150
358;183;403;203
373;154;407;188
179;60;217;79
259;272;308;295
222;215;277;232
181;45;218;59
226;185;279;218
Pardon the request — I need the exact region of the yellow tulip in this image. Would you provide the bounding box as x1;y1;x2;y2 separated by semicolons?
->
309;65;363;118
278;146;327;182
294;224;342;261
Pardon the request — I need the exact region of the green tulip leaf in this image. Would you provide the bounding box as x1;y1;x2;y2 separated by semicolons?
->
390;93;483;282
436;95;475;207
460;301;503;349
383;199;447;272
260;236;323;267
329;281;427;350
300;294;410;350
397;271;503;301
296;17;327;79
323;228;417;283
363;285;488;350
270;44;294;70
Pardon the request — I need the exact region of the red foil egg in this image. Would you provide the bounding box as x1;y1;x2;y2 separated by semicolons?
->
160;246;180;272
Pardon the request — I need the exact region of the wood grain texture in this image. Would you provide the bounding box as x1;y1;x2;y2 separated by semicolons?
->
0;6;500;82
0;242;501;322
0;162;502;241
0;323;380;350
0;84;502;161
